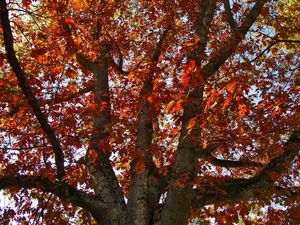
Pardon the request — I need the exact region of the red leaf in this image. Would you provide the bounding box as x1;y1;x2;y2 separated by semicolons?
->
183;76;190;88
147;96;153;103
22;0;31;10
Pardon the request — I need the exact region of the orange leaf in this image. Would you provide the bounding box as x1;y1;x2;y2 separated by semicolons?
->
186;42;195;47
226;81;236;93
66;68;77;79
128;72;135;81
174;100;184;114
88;149;98;158
65;18;75;25
74;36;82;45
222;95;232;110
77;25;86;35
238;104;247;117
183;75;190;88
186;117;197;130
194;35;201;44
70;0;89;9
36;55;45;63
189;60;196;69
147;96;153;103
13;95;19;104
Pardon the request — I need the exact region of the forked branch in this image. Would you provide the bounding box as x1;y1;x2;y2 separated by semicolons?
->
202;0;268;79
192;129;300;208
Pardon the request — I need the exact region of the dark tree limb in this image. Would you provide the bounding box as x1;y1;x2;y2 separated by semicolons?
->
202;152;263;168
223;0;237;31
200;143;262;168
0;0;65;181
126;26;171;225
59;13;127;223
159;1;217;224
192;0;217;66
202;0;268;79
250;40;278;62
45;85;94;104
77;46;127;225
251;38;300;62
192;129;300;208
0;175;107;221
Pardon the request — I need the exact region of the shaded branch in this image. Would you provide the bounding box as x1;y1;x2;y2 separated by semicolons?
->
223;0;237;31
206;154;262;168
82;45;126;224
0;0;65;180
60;16;126;223
202;0;268;79
251;38;300;63
158;2;218;223
126;25;172;225
192;129;300;208
115;44;124;72
192;0;217;66
200;143;262;168
0;175;106;218
151;24;172;62
250;40;278;62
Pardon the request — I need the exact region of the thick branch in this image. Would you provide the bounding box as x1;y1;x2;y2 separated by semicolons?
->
205;154;262;168
0;175;106;219
223;0;237;31
192;129;300;208
126;27;171;225
192;0;217;66
80;45;126;225
0;0;65;180
60;14;126;224
200;145;262;168
202;0;268;79
158;2;218;224
151;24;171;62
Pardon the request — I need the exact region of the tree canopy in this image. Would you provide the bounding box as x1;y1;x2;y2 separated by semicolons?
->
0;0;299;224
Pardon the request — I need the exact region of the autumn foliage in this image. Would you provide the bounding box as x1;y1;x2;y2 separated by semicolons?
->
0;0;299;224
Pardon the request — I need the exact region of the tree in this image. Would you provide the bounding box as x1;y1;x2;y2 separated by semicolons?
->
0;0;299;224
